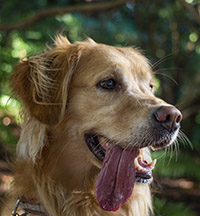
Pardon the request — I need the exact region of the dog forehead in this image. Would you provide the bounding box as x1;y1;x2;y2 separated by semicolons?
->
115;47;153;80
75;43;152;82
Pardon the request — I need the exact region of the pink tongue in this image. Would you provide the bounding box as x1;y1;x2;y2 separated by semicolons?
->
95;145;139;211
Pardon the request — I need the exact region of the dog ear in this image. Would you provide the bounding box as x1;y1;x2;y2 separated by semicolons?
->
11;36;81;125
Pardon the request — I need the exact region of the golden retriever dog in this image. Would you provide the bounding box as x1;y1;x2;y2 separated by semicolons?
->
2;35;182;216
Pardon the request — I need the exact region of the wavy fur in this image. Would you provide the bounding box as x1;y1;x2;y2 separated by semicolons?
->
1;35;180;216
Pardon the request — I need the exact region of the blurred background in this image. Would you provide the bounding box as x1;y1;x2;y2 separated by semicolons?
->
0;0;200;215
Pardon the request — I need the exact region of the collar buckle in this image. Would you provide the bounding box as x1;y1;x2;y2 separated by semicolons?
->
12;197;47;216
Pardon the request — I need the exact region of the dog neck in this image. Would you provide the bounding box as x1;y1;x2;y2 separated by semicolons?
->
12;124;152;216
48;136;99;192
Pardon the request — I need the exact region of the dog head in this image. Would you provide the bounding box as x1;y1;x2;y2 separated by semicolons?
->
12;35;182;212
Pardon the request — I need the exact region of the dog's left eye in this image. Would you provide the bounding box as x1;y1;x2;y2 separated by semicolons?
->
149;83;155;91
98;79;118;90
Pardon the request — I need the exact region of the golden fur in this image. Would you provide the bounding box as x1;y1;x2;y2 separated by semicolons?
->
2;35;178;216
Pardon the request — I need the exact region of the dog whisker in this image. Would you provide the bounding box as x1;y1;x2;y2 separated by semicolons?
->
152;52;175;70
178;130;193;149
153;71;178;86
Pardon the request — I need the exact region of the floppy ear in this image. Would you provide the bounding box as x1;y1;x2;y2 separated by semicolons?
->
11;36;81;125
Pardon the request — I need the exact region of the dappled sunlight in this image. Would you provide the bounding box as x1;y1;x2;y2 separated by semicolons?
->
0;173;13;193
0;95;21;118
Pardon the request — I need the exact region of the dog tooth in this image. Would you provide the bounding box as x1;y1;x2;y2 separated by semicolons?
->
136;167;142;172
140;166;148;173
134;160;146;173
149;159;157;169
134;157;147;172
135;156;157;172
134;157;139;168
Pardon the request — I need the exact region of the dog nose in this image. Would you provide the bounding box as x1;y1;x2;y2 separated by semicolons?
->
153;106;182;132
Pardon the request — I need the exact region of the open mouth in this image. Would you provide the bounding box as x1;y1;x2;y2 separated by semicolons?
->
85;133;156;183
85;134;106;161
85;133;157;211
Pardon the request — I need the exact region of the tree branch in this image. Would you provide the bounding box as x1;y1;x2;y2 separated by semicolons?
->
182;105;200;119
177;0;200;25
0;0;131;32
154;176;200;214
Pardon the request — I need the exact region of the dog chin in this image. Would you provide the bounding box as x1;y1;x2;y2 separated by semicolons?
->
151;128;179;151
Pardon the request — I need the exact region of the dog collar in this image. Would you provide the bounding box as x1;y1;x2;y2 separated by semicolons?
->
12;197;47;216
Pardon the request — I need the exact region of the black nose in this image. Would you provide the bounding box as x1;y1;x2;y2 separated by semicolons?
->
153;106;182;132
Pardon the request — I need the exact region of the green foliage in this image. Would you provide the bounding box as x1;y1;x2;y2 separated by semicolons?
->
152;148;200;180
0;95;21;151
154;198;196;216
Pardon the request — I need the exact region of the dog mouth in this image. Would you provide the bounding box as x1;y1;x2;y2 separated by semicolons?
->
85;133;157;211
85;133;156;182
85;134;106;161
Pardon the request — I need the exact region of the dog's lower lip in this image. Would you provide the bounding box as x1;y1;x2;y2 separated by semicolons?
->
151;137;171;150
150;127;179;150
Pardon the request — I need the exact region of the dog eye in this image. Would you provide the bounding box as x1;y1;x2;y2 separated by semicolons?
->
98;79;117;90
149;83;155;91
